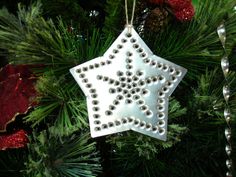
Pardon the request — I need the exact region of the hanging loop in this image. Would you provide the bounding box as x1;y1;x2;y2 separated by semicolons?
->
125;0;136;33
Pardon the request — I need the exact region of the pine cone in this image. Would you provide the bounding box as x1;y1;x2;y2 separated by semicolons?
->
145;7;169;33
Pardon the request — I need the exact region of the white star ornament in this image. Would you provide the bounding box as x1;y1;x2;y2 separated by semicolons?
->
70;27;187;141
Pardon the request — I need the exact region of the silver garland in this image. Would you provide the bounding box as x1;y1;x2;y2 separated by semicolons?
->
217;22;233;177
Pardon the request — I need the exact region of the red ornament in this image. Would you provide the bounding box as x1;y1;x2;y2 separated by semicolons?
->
0;129;29;150
149;0;165;5
0;64;38;132
166;0;192;11
174;4;195;21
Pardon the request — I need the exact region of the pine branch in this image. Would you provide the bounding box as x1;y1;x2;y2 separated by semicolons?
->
188;68;236;124
0;2;114;78
144;0;236;79
25;129;101;177
25;73;88;136
108;98;187;177
103;0;124;37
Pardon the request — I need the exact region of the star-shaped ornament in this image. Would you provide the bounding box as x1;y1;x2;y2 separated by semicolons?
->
70;27;187;140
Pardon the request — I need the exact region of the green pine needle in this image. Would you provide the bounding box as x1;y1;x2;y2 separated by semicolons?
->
108;98;187;177
144;0;236;79
189;68;236;123
25;129;101;177
0;2;114;78
25;73;88;136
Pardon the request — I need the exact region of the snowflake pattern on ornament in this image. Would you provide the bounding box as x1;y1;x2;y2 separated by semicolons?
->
70;27;187;140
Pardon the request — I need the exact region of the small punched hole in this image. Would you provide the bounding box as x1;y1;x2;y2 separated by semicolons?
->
146;78;152;84
132;76;139;81
140;105;147;111
133;44;139;48
121;83;126;88
115;81;120;86
157;63;163;69
109;55;115;59
141;53;147;58
94;120;101;125
93;114;100;119
126;52;133;57
139;81;145;87
159;128;165;134
158;113;165;119
94;63;99;68
117;87;122;92
134;119;140;125
117;44;123;49
82;67;88;71
138;100;144;105
141;89;148;95
152;126;158;132
108;122;114;127
117;71;124;76
94;127;101;131
109;88;116;94
106;111;113;116
79;74;85;78
136;70;144;76
121;118;128;124
121;38;127;43
76;69;81;73
102;124;108;129
92;100;99;105
109;105;116;110
176;70;181;76
146;110;152;116
146;124;151;130
159;92;164;97
113;100;120;105
126;59;132;63
91;94;98;98
130;38;136;43
113;49;119;54
152;77;158;82
89;65;94;69
90;89;96;93
115;120;121;126
126;33;132;38
144;59;150;63
93;107;99;111
97;75;102;80
126;65;132;69
158;120;165;126
138;48;143;53
109;79;114;84
163;65;168;71
158;76;164;81
135;88;141;92
117;95;124;100
126;71;132;76
151;61;157;66
128;117;134;123
140;121;145;128
125;99;132;104
106;60;111;64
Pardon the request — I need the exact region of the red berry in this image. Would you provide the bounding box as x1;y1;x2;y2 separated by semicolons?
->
167;0;192;11
175;4;195;21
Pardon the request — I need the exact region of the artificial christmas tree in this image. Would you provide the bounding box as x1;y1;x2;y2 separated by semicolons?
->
0;0;235;177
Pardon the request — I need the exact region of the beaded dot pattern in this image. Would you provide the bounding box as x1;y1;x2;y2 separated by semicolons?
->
70;27;187;140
